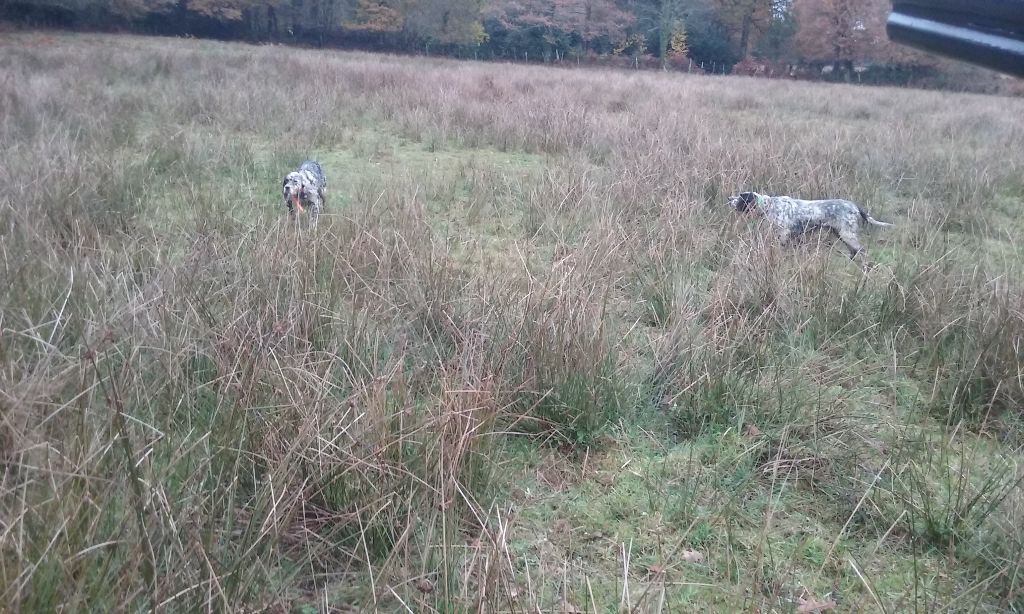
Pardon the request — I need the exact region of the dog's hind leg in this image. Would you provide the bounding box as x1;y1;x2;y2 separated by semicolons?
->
837;229;871;268
837;229;863;257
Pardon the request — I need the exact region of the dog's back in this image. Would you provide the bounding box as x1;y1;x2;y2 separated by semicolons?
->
298;160;326;189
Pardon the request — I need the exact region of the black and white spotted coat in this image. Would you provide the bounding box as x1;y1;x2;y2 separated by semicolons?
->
728;191;892;260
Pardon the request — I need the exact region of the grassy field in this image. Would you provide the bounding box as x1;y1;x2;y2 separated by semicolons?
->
2;32;1024;612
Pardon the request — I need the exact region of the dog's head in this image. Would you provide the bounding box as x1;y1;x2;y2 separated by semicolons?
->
282;172;307;212
728;191;759;213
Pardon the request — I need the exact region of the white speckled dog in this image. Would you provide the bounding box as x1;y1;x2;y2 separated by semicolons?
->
728;191;893;262
282;160;327;229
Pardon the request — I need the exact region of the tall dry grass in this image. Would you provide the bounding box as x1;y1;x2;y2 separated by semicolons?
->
1;32;1024;610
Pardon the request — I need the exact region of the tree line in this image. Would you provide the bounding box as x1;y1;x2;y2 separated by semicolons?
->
8;0;936;79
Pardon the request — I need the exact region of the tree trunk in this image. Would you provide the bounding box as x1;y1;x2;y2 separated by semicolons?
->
739;14;752;60
176;0;188;33
659;0;670;69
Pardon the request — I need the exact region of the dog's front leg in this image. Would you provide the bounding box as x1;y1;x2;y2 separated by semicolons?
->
778;226;800;248
309;203;320;230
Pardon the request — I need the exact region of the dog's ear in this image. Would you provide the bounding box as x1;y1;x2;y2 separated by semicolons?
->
740;192;756;204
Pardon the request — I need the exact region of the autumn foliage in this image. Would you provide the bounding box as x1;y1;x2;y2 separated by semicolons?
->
6;0;950;78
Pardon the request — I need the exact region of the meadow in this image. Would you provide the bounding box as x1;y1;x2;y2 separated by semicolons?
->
1;32;1024;612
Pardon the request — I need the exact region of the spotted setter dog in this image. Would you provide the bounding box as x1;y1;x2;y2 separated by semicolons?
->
728;191;893;263
282;160;327;229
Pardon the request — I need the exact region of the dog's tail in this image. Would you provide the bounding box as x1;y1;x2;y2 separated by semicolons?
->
858;207;894;227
